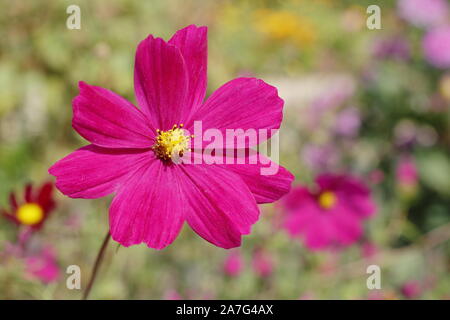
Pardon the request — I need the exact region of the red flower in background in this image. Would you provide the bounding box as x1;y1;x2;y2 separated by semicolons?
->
2;182;55;230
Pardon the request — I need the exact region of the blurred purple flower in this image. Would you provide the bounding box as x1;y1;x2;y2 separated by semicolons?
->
372;36;410;61
422;25;450;69
398;0;449;28
302;144;339;172
307;80;355;129
334;107;361;138
311;84;354;113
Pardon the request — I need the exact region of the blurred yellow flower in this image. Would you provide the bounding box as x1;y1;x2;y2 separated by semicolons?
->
253;9;316;47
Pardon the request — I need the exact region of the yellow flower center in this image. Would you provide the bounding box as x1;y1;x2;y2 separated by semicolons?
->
318;191;337;210
152;124;192;161
16;203;44;225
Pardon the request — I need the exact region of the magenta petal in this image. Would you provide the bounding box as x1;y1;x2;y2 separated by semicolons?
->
342;193;377;218
49;145;153;198
304;218;334;250
180;164;260;249
72;82;153;149
169;25;207;115
134;35;189;130
283;200;317;237
189;77;283;147
218;150;294;204
109;161;185;249
330;208;363;245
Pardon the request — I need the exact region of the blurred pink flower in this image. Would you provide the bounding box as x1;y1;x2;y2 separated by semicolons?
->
252;248;274;277
223;251;243;277
281;174;376;250
401;281;422;299
422;25;450;69
49;25;293;250
398;0;449;28
396;156;418;187
372;36;410;61
164;289;182;300
25;247;60;284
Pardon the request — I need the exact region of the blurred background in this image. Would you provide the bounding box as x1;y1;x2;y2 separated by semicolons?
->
0;0;449;299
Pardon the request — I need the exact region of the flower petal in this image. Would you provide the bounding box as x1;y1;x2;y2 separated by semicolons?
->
169;25;207;114
217;150;294;203
9;192;18;210
317;174;376;218
330;208;363;245
134;35;189;130
303;217;335;250
180;164;260;249
73;82;153;148
25;184;32;202
36;182;55;213
109;161;185;249
49;145;153;199
187;77;283;147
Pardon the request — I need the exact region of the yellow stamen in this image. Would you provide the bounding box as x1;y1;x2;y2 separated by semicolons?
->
318;191;337;210
152;124;191;161
16;203;44;225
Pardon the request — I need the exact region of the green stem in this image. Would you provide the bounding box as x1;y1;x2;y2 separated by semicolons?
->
82;231;111;300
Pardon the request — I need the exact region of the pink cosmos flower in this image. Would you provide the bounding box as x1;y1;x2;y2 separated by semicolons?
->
25;246;60;284
422;25;450;69
252;248;274;277
281;174;376;250
223;251;243;277
398;0;449;28
49;25;293;249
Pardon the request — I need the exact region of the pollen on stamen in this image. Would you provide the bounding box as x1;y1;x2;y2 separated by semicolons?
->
152;124;191;162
